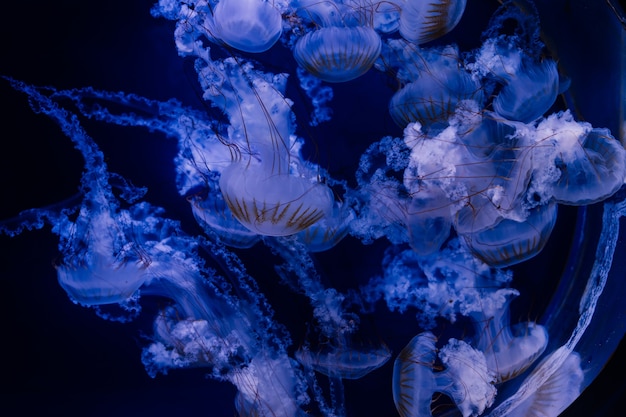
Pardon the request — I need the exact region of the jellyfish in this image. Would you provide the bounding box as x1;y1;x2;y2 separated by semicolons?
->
393;332;496;417
388;45;483;130
3;79;154;307
209;0;283;53
398;0;467;45
292;0;382;82
492;59;560;123
295;336;391;380
192;52;336;235
139;239;312;417
528;113;626;206
461;201;558;268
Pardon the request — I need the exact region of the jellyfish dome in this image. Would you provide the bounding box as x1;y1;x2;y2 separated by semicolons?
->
291;0;383;82
2;0;626;416
210;0;283;53
293;25;382;82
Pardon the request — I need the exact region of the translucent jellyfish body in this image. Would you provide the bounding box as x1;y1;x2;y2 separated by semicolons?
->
461;201;558;268
493;59;560;123
467;289;548;383
388;60;483;129
393;332;496;417
211;0;283;53
56;209;150;306
220;163;334;235
399;0;467;44
293;25;382;82
529;115;626;205
187;191;260;248
3;0;626;416
296;337;391;379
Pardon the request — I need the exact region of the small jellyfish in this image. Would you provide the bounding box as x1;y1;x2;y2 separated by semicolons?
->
389;63;482;129
56;208;151;306
399;0;467;45
393;332;496;417
461;201;558;268
505;350;583;417
293;25;382;82
492;59;560;123
295;335;391;380
211;0;283;53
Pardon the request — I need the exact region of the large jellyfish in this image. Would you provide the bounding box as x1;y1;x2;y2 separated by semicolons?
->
2;0;626;416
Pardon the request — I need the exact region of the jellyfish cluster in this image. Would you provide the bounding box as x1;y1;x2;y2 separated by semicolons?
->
2;1;626;416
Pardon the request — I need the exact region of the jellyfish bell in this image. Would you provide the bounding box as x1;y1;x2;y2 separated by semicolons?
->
230;353;304;417
293;25;382;82
404;186;453;256
398;0;467;45
388;59;483;130
551;127;626;205
295;334;391;380
460;201;558;268
492;58;560;123
531;119;626;206
210;0;283;53
295;202;355;252
219;162;334;236
504;349;583;417
55;209;151;306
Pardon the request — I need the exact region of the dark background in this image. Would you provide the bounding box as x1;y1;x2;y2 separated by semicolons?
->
1;1;625;416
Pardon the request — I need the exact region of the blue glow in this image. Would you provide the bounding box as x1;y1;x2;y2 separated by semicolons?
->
2;1;625;416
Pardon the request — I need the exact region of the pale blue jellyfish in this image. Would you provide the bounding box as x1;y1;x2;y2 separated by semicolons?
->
398;0;467;45
291;0;383;82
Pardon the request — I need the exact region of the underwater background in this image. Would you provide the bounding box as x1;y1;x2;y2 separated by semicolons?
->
1;1;626;416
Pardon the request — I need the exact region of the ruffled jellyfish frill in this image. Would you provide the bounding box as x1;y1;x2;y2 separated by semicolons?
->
210;0;283;53
393;332;496;417
293;25;382;82
539;124;626;206
399;0;467;45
